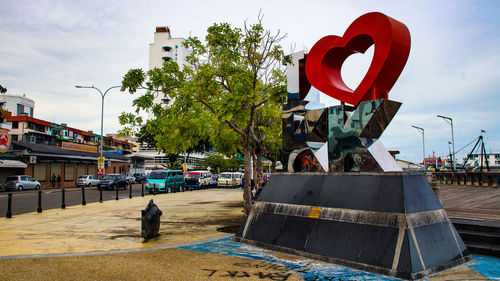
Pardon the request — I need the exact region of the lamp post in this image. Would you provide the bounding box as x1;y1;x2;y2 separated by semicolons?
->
437;115;455;171
75;85;121;173
411;126;425;169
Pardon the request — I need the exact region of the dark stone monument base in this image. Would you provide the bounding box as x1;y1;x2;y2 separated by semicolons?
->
235;172;472;280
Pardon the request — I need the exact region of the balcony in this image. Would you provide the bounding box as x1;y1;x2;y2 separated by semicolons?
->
162;56;172;61
162;46;172;51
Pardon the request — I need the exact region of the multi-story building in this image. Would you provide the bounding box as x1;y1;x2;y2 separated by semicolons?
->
0;93;34;117
466;153;500;169
1;109;135;188
6;115;134;154
137;143;207;171
149;26;189;70
145;26;207;170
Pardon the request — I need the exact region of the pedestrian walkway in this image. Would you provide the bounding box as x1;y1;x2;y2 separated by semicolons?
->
439;184;500;222
0;188;499;280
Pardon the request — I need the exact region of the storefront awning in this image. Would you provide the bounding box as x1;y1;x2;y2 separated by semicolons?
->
0;160;28;168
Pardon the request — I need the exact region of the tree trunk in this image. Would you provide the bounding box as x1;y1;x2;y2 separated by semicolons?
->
255;144;264;188
243;136;253;216
252;149;257;188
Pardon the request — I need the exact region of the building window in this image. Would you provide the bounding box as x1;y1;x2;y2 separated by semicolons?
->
29;108;33;117
17;104;24;116
12;121;18;129
76;164;86;178
34;163;47;181
50;163;62;180
88;165;97;176
64;163;75;181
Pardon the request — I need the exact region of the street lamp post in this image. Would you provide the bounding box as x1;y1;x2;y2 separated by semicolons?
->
411;126;425;169
437;115;455;171
75;85;121;173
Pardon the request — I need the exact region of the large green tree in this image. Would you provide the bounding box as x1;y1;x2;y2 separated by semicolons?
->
121;17;289;214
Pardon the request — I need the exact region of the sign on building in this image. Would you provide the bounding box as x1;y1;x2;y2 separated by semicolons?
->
97;156;105;175
0;128;11;153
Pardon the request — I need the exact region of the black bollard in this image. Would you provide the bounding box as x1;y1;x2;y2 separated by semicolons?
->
115;188;119;200
6;193;12;218
99;188;103;203
61;189;66;209
81;187;86;206
141;183;144;197
37;190;42;213
129;182;132;199
153;183;156;196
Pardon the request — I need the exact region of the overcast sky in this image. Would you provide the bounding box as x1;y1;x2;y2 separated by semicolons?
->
1;0;499;164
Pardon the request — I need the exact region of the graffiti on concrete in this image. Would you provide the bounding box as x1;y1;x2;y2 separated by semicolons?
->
202;268;293;280
180;236;397;281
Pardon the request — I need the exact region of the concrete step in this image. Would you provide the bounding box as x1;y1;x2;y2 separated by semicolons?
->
463;241;500;257
451;218;500;257
458;229;500;244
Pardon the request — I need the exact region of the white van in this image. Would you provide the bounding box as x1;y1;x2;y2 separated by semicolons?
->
233;172;243;187
218;172;243;188
184;170;212;190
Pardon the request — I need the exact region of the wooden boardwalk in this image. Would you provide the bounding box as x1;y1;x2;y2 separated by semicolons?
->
439;184;500;223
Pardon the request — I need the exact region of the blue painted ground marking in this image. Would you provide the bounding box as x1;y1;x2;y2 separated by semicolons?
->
180;236;397;281
468;255;500;280
181;236;500;280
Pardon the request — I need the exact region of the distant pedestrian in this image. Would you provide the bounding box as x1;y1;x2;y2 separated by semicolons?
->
57;175;61;188
51;174;56;187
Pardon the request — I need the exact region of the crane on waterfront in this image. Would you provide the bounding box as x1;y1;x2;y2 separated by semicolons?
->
457;131;490;172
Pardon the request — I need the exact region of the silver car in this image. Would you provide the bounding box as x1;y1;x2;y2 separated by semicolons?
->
76;175;100;187
5;175;41;191
125;174;136;184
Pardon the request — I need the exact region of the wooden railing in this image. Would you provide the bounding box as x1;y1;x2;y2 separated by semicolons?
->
432;171;500;187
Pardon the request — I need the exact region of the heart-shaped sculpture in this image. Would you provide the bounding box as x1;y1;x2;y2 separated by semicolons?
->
305;12;411;106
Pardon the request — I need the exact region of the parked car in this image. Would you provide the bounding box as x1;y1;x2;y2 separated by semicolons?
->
184;170;212;190
134;174;147;183
97;174;128;190
4;175;41;191
210;174;218;188
75;175;100;187
125;174;136;184
145;169;184;193
218;172;243;188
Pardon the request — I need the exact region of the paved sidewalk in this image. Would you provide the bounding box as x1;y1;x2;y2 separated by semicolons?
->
0;189;245;256
0;188;498;280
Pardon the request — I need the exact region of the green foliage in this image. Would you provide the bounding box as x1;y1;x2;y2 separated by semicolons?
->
136;123;156;148
0;84;7;94
202;154;240;173
121;69;145;94
120;15;289;214
117;112;143;138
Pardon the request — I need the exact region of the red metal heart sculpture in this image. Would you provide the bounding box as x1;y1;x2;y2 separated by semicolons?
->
305;12;411;106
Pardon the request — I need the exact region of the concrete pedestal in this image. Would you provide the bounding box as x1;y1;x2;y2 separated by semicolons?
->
235;172;471;280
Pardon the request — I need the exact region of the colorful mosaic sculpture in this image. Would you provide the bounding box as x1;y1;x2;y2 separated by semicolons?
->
283;12;410;173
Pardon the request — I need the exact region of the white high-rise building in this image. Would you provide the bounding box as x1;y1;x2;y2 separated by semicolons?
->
143;26;205;170
148;26;189;110
149;26;189;70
